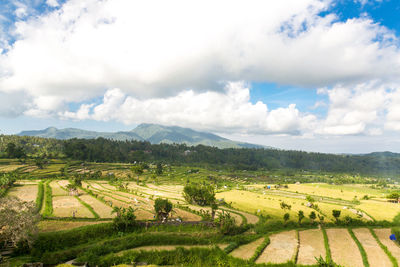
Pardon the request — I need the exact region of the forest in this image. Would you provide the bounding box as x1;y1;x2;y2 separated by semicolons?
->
1;134;400;176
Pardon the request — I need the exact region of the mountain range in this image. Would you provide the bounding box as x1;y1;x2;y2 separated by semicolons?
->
18;123;264;149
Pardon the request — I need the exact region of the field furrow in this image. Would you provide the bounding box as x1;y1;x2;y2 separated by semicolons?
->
255;230;298;264
326;228;363;267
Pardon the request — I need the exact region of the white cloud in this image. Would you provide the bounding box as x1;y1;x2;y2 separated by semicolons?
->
1;0;400;140
1;0;399;102
46;0;59;7
60;82;316;135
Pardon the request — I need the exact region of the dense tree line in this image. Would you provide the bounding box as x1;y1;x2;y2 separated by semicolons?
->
2;135;400;176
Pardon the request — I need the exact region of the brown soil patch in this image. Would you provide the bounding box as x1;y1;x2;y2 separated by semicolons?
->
326;228;363;267
297;229;326;265
374;228;400;264
256;230;298;264
353;228;391;267
8;184;38;203
79;194;115;218
230;237;264;259
38;220;110;232
52;196;94;218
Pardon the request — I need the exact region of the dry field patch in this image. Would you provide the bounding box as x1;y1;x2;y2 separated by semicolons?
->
374;228;400;264
230;237;264;259
357;200;400;221
297;229;326;265
14;180;39;185
8;184;38;203
353;228;391;267
50;181;68;196
78;194;115;218
256;230;298;264
0;165;23;172
326;228;363;267
52;196;94;218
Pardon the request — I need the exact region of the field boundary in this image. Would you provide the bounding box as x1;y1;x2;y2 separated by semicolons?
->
249;236;270;262
369;228;398;267
42;180;53;217
35;181;44;212
74;195;100;219
348;228;370;267
321;227;332;263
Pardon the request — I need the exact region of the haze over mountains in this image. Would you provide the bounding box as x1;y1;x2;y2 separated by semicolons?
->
18;123;264;149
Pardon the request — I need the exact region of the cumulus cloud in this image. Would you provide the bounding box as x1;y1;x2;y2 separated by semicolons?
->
60;82;316;135
1;0;400;139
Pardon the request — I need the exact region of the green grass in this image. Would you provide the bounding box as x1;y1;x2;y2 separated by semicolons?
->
369;228;398;267
43;180;53;217
35;181;44;212
348;228;369;267
321;227;332;263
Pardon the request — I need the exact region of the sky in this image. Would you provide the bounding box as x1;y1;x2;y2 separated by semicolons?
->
1;0;400;153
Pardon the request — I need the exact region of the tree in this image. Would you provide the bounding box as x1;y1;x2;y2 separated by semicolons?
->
131;165;144;175
387;192;400;202
156;163;163;175
309;211;316;223
280;201;291;211
332;210;341;223
318;214;325;224
0;197;40;249
215;211;237;235
111;206;137;231
298;210;305;224
183;183;216;206
283;213;290;224
211;202;218;221
306;195;315;203
154;198;173;221
5;143;25;159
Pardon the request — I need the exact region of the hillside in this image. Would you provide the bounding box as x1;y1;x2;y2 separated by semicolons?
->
18;124;263;149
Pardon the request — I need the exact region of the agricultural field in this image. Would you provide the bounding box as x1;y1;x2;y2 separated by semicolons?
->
3;160;400;266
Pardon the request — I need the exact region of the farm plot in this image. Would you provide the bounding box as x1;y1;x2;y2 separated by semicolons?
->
230;237;264;259
116;244;229;255
255;230;298;264
183;205;242;225
216;190;320;222
315;202;368;222
374;228;400;263
50;181;68;196
357;200;400;221
52;196;94;218
282;183;380;201
126;182;184;200
297;229;326;265
7;184;38;203
352;228;391;267
78;194;115;218
326;228;363;267
14;180;39;185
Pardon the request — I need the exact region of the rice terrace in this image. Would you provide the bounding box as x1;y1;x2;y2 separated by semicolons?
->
2;137;400;267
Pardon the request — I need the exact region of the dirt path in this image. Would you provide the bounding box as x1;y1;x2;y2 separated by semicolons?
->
230;237;264;259
256;230;298;264
297;229;326;265
374;228;400;264
353;228;391;267
326;228;363;267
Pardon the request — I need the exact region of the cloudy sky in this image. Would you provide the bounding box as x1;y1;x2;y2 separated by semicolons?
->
1;0;400;153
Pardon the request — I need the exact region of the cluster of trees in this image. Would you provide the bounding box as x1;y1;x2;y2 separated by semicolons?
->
183;183;216;206
0;172;17;196
3;135;400;176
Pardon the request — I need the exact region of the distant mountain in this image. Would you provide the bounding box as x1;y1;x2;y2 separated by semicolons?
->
18;124;265;149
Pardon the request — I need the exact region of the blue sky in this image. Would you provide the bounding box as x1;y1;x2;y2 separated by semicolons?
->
1;0;400;153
